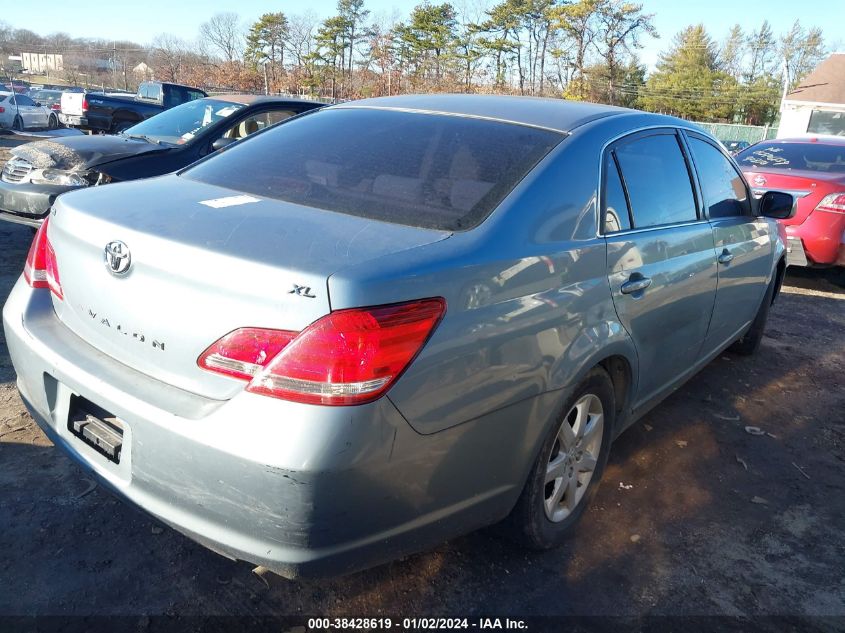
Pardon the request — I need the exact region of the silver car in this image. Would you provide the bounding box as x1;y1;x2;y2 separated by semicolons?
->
3;95;795;578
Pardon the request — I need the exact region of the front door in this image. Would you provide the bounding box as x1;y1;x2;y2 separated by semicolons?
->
684;133;774;355
603;130;719;409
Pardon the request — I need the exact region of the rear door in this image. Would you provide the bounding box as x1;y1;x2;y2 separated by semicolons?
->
684;132;773;354
603;129;719;409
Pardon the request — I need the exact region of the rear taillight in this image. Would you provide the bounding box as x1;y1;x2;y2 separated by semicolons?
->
51;103;60;111
816;193;845;215
23;218;63;300
0;107;5;114
198;298;446;406
81;96;88;112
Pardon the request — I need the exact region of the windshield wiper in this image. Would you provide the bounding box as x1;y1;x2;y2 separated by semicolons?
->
126;134;164;145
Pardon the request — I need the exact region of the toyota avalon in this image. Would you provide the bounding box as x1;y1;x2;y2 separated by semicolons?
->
3;95;794;578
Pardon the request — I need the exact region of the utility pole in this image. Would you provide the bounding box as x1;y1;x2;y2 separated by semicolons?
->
112;41;117;89
263;59;270;95
779;57;790;113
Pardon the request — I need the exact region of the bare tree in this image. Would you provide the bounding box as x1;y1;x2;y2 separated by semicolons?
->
199;12;243;62
287;11;319;67
150;33;190;82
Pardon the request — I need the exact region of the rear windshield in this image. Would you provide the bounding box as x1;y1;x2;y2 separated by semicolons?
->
182;107;563;231
736;142;845;173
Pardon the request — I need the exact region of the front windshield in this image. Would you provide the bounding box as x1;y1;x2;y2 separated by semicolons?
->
124;98;244;145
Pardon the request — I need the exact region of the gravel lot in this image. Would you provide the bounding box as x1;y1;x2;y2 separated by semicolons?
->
0;134;843;622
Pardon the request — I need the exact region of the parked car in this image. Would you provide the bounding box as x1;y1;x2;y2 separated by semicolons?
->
3;96;794;579
28;89;64;116
736;137;845;267
723;140;750;155
60;81;208;134
0;95;322;227
0;91;57;131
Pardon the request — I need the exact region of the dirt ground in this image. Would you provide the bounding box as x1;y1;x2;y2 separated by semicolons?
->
0;134;843;622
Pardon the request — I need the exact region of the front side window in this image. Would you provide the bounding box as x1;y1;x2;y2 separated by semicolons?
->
183;108;564;231
16;94;35;106
688;137;750;218
613;132;698;229
220;110;297;141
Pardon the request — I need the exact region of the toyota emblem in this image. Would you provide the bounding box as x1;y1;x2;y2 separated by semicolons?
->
104;240;131;275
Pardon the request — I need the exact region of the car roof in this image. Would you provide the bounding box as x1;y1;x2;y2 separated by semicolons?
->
204;94;323;107
332;94;634;133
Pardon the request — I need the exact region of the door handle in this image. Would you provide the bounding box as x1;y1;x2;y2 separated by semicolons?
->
620;276;652;295
718;249;734;265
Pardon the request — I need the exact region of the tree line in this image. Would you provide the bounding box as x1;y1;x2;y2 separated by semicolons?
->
0;2;828;125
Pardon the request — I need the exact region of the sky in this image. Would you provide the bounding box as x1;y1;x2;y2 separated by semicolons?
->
3;0;844;70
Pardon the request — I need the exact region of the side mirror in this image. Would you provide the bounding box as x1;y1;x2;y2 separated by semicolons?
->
759;191;795;220
211;137;235;152
35;102;42;107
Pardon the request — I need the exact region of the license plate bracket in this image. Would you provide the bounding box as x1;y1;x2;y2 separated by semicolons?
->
67;396;124;464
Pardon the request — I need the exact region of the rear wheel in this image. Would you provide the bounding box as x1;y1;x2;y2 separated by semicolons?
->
506;367;614;549
730;275;776;356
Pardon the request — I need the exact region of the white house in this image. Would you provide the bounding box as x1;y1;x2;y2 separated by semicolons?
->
778;53;845;138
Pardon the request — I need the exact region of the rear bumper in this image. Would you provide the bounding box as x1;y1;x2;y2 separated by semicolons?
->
58;114;87;128
785;211;845;266
0;179;74;220
2;280;526;578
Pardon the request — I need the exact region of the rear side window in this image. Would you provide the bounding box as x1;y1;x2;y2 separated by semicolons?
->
183;108;563;231
614;133;698;229
688;137;750;218
602;153;631;233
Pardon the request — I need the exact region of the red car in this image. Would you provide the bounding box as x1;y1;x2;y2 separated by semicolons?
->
736;137;845;267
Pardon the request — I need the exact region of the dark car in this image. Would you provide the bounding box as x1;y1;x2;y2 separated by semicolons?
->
59;81;208;134
0;95;322;226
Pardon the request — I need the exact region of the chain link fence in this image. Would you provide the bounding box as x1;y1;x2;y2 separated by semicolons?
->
692;121;778;144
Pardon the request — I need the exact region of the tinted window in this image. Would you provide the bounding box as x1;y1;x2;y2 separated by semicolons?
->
0;96;6;103
221;110;296;140
16;94;35;106
603;153;631;233
183;108;563;231
736;142;845;173
614;133;697;228
688;137;749;218
807;110;845;137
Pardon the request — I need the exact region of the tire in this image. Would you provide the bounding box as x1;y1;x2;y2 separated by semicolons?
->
730;275;776;356
505;367;615;549
47;114;58;130
12;115;23;131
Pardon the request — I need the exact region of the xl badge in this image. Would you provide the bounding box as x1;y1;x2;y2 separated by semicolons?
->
104;240;131;275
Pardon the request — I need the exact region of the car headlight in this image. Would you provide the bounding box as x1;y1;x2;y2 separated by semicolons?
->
29;169;92;187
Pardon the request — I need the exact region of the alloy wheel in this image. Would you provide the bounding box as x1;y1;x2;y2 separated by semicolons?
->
543;393;604;523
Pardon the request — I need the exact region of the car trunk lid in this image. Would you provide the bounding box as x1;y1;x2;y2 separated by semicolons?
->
48;175;450;400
